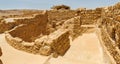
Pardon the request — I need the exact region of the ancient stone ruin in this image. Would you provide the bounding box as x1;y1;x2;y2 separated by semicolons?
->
97;3;120;63
4;11;70;58
0;2;120;64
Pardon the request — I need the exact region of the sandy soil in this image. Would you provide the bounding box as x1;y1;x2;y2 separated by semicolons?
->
0;34;49;64
0;31;110;64
49;32;106;64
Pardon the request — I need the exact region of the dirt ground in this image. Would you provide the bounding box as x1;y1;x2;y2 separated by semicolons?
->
49;32;107;64
0;34;49;64
0;30;110;64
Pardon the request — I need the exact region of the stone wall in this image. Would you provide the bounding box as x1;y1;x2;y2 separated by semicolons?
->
0;9;102;34
48;9;101;25
100;26;120;64
47;10;77;34
35;29;70;56
77;8;101;25
0;21;15;33
100;2;120;47
0;11;46;34
48;10;77;23
4;10;71;58
3;2;120;61
63;16;82;40
5;28;70;58
8;11;48;42
0;17;31;34
98;3;120;64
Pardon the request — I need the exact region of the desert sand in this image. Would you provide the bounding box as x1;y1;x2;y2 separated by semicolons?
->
49;32;106;64
0;34;49;64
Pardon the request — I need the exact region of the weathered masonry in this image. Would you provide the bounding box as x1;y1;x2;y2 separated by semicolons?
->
5;11;70;58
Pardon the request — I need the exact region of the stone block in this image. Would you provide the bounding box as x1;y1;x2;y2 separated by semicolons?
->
39;45;52;56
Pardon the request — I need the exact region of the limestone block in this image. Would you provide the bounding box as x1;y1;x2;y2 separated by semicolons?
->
39;45;52;56
52;52;59;58
35;35;48;46
21;41;34;47
47;29;70;56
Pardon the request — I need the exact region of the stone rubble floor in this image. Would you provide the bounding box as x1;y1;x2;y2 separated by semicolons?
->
0;31;110;64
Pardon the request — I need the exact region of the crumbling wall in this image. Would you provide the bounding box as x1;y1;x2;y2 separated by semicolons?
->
3;2;120;61
99;3;120;64
100;2;120;46
8;11;48;42
48;9;101;25
0;8;102;34
47;10;77;34
35;29;70;56
0;11;44;34
100;25;120;64
48;10;77;22
5;28;70;57
0;21;15;33
100;17;120;46
0;17;32;34
63;16;82;40
76;8;101;25
47;29;70;56
4;10;70;58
